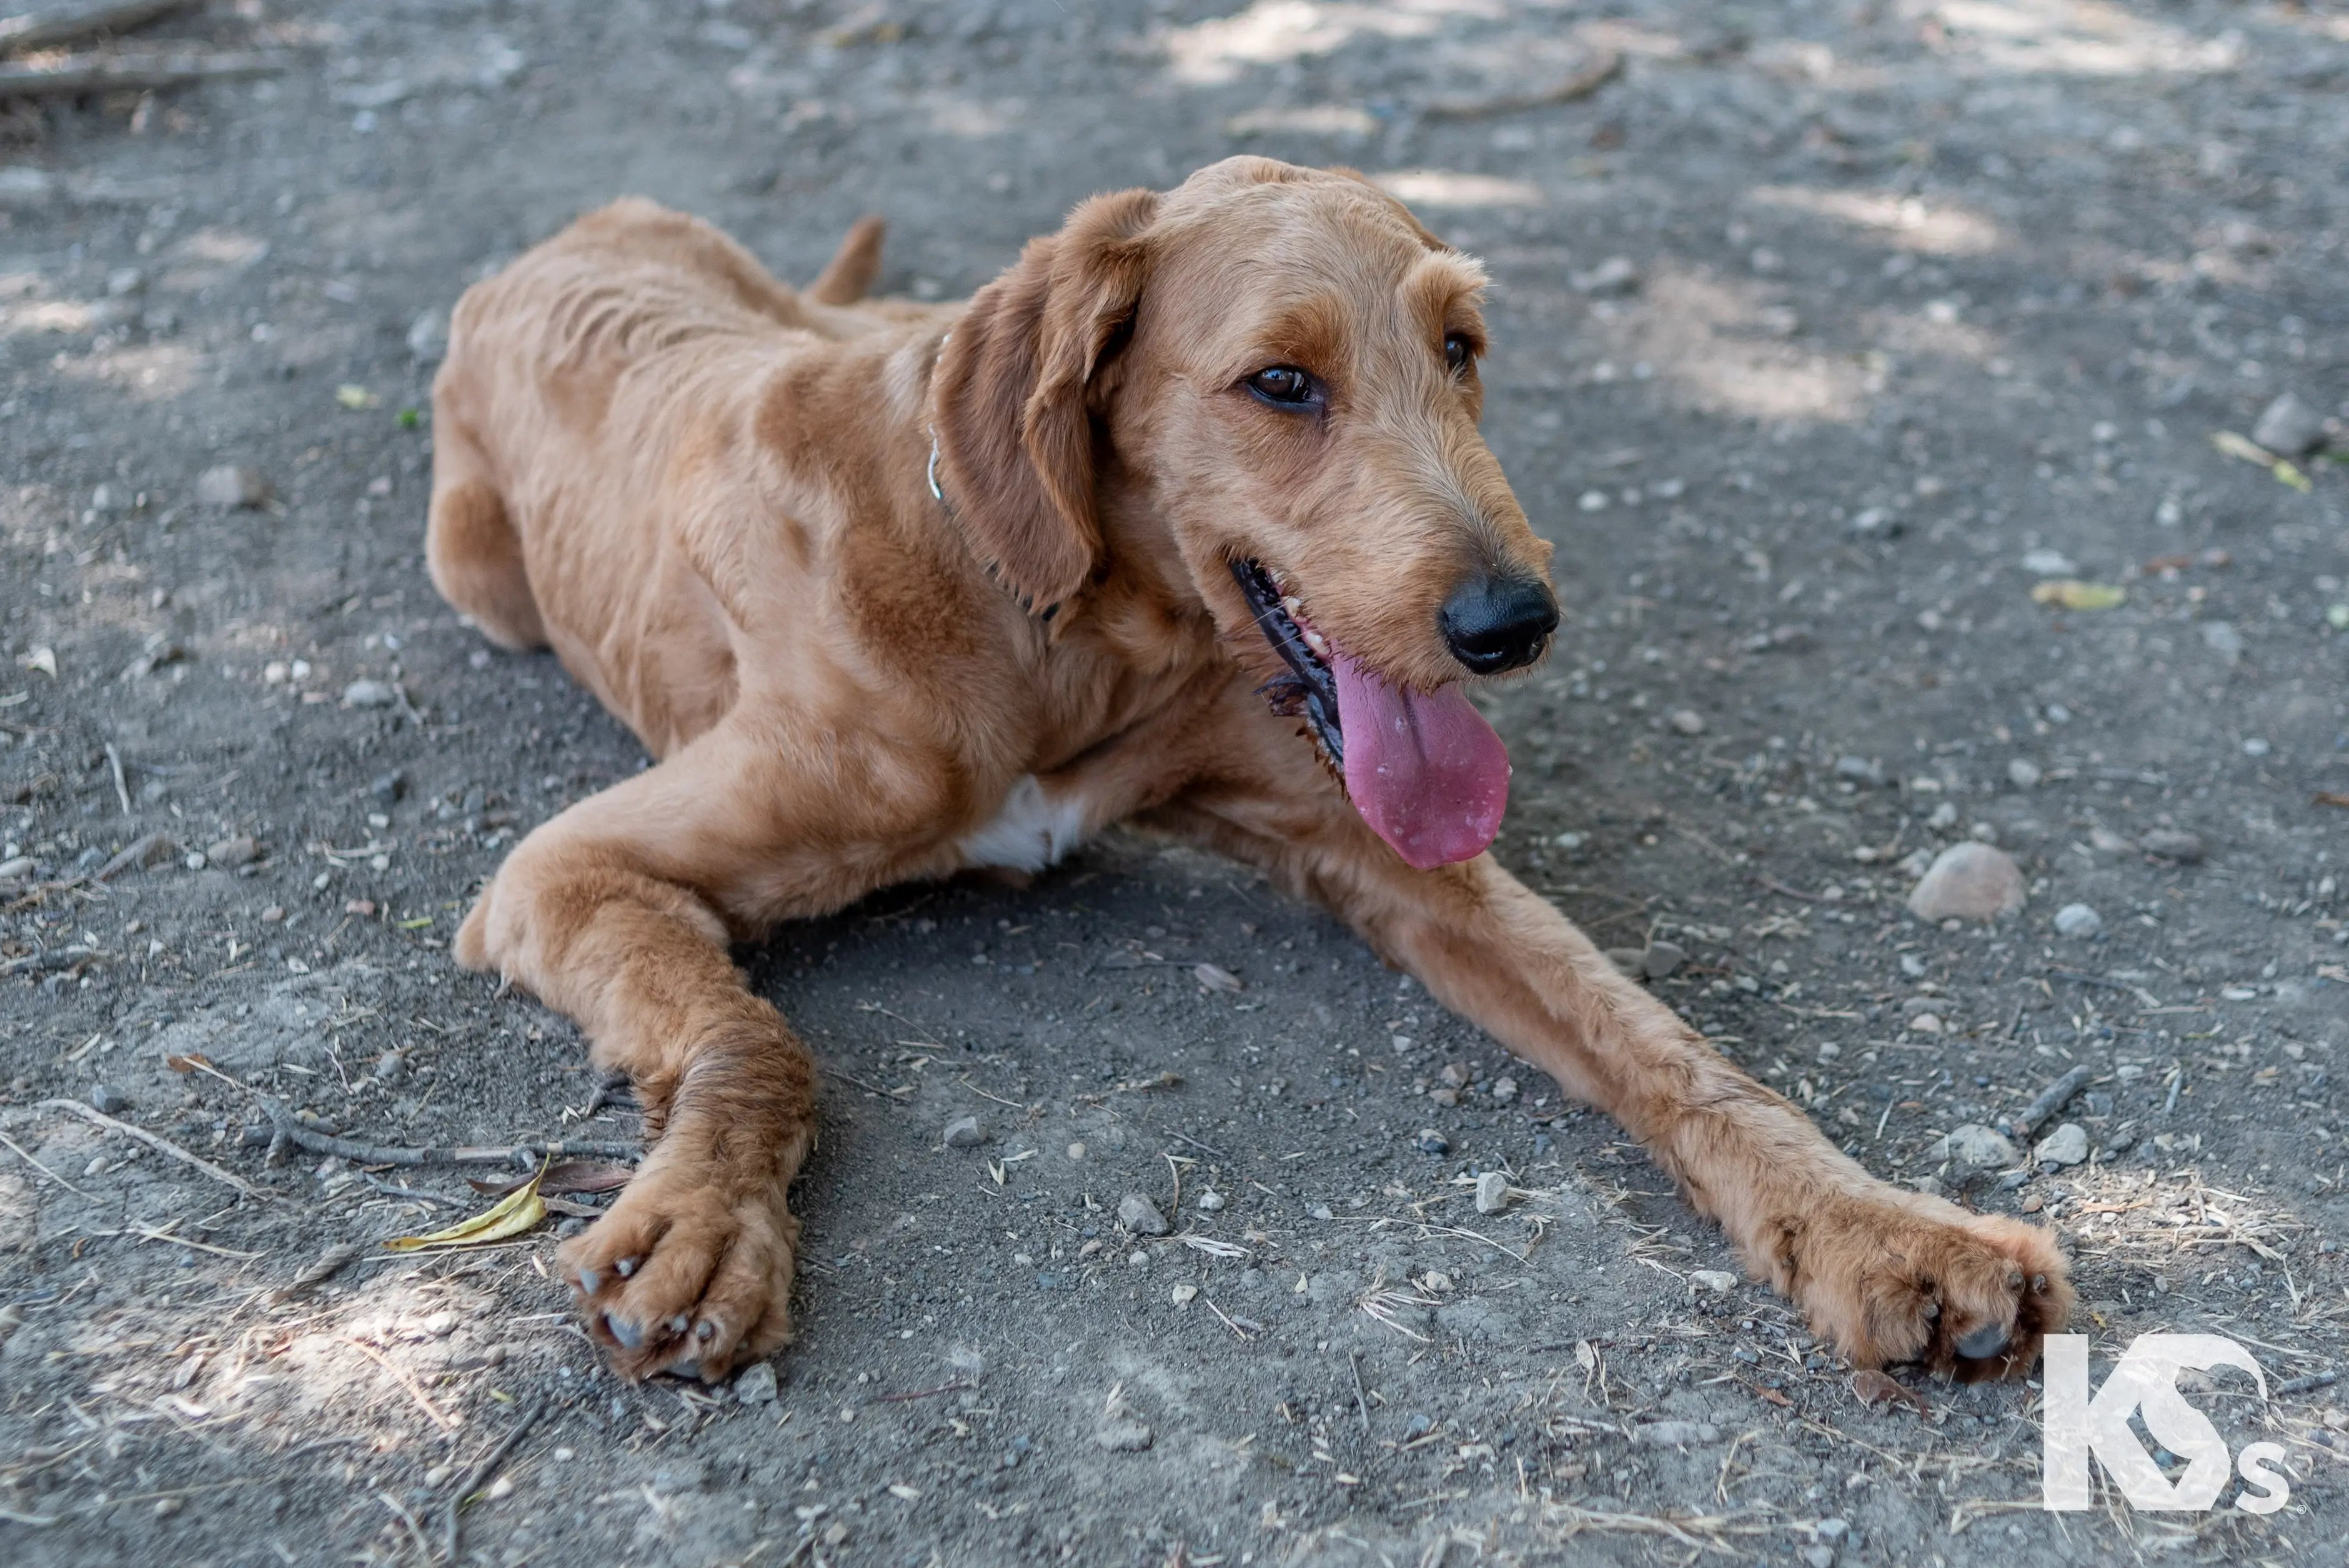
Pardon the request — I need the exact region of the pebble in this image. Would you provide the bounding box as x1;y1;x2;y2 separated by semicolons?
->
1667;708;1706;736
2200;621;2244;665
735;1361;779;1404
421;1310;459;1337
1606;947;1646;976
556;1217;587;1238
106;267;146;297
1691;1269;1737;1294
205;835;261;869
1096;1418;1155;1452
2034;1122;2089;1169
2005;758;2042;789
1928;1124;2018;1173
370;769;407;805
1905;843;2025;921
194;464;271;509
88;1084;128;1114
1412;1128;1450;1156
2052;903;2102;939
1640;941;1686;980
1489;1074;1518;1104
1801;1546;1836;1568
941;1115;983;1149
1571;256;1639;295
407;308;449;366
1633;1420;1722;1447
1817;1519;1850;1542
1116;1193;1169;1236
1474;1171;1510;1214
2021;548;2077;576
1834;755;1884;786
2252;391;2326;457
2138;828;2205;863
1196;1190;1225;1211
342;678;396;709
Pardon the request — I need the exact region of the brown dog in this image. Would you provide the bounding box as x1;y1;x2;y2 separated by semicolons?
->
425;158;2069;1384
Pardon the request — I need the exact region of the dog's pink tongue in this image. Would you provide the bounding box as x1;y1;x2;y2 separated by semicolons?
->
1333;650;1509;870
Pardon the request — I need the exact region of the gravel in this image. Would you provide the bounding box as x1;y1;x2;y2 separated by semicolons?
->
2005;758;2042;789
1929;1124;2019;1174
342;679;396;709
941;1115;983;1149
1474;1171;1509;1214
2138;828;2207;863
734;1361;779;1404
2252;391;2327;457
2052;903;2103;939
193;464;270;508
2034;1123;2090;1169
1115;1194;1168;1236
87;1084;127;1114
1905;843;2026;921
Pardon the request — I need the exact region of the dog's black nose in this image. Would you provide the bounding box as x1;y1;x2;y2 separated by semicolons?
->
1439;575;1558;675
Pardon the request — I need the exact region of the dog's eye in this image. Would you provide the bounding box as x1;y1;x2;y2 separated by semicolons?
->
1247;365;1318;407
1444;333;1475;375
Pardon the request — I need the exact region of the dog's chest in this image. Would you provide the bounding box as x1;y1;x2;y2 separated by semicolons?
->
955;775;1092;873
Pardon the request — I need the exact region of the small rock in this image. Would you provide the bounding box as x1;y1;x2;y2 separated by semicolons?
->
1801;1546;1836;1568
370;770;407;805
204;835;260;870
342;679;395;709
1489;1074;1518;1104
2252;391;2326;457
2005;758;2042;789
2034;1122;2089;1169
2200;621;2243;665
2052;903;2102;939
0;166;58;207
1605;946;1647;976
106;267;146;298
2021;548;2077;577
1474;1171;1509;1214
2088;825;2135;855
1571;256;1639;295
1907;1013;1943;1035
407;308;449;367
194;464;271;509
1096;1418;1154;1452
941;1115;984;1149
1817;1518;1850;1542
420;1310;459;1337
1667;708;1706;736
735;1361;779;1404
1412;1128;1450;1156
2138;828;2205;863
1438;1062;1470;1088
1196;1190;1225;1211
372;1051;407;1081
1834;755;1884;786
1905;843;2026;922
1928;1124;2019;1174
1641;941;1686;980
88;1084;128;1114
1633;1420;1722;1447
1116;1193;1169;1236
1691;1269;1737;1294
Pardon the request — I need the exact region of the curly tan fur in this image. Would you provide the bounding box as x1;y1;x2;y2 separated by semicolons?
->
426;159;2069;1382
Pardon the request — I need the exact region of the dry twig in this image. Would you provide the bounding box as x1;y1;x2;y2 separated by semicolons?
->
0;48;283;98
0;1;194;56
37;1098;266;1198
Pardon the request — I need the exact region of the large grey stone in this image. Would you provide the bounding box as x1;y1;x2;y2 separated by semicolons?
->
1929;1124;2019;1173
1905;843;2025;921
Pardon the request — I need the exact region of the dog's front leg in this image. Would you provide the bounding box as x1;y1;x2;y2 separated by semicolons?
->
454;730;895;1381
1153;765;2072;1380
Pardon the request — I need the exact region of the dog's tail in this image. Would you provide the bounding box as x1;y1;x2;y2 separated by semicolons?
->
807;215;885;305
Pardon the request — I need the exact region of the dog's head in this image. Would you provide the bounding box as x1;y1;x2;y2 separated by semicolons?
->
932;157;1555;869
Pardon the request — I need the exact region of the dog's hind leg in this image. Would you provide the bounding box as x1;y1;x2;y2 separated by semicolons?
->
805;215;885;305
425;415;545;651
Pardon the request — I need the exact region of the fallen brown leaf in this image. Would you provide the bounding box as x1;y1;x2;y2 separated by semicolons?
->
1850;1369;1927;1413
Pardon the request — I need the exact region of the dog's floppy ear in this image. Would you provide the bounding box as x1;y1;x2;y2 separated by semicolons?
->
932;187;1158;613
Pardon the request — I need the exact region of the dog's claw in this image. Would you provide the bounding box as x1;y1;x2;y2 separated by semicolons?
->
615;1256;637;1278
576;1268;600;1296
605;1312;643;1349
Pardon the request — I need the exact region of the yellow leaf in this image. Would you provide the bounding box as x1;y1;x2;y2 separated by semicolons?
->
16;645;56;678
2272;460;2312;494
384;1163;547;1251
2211;429;2270;465
336;384;381;410
2029;580;2125;611
2029;580;2123;610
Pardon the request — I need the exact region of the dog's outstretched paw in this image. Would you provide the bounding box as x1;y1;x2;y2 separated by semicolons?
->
557;1146;799;1381
1770;1189;2072;1382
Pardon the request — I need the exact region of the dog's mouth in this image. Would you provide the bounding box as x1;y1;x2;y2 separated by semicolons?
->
1230;558;1511;870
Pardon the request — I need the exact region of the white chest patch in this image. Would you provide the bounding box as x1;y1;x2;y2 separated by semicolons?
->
956;774;1091;874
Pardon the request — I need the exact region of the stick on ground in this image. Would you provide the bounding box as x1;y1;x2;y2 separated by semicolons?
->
442;1394;549;1564
0;49;284;99
0;0;194;55
260;1098;640;1168
37;1098;267;1198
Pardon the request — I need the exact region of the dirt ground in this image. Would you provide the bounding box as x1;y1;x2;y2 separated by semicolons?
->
2;1;2347;1564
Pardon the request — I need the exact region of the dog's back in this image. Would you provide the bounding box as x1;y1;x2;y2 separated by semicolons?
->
426;201;915;755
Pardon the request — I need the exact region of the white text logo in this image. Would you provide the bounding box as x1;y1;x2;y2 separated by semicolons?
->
2042;1334;2290;1512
